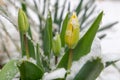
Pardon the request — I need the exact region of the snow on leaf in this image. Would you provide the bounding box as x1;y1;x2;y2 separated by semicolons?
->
42;68;66;80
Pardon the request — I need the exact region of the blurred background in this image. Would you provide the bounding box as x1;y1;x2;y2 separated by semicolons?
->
96;0;120;80
0;0;120;80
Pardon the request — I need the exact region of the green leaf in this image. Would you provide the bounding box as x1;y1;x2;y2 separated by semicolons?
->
41;59;51;72
43;12;53;56
54;0;59;23
75;0;83;15
20;31;35;59
98;21;118;32
0;60;18;80
27;37;35;59
28;27;33;39
60;13;70;47
73;58;104;80
81;5;96;28
57;49;69;69
73;11;103;61
67;2;70;12
105;59;119;67
98;34;106;39
80;6;87;28
59;0;67;25
86;5;96;20
36;43;44;72
21;2;27;12
42;0;46;15
17;60;43;80
20;32;26;57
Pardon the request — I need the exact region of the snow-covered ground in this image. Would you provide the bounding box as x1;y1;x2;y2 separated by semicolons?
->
97;0;120;59
96;1;120;80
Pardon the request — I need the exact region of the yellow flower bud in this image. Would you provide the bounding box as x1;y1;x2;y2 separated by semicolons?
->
52;33;61;56
65;12;80;49
18;9;29;33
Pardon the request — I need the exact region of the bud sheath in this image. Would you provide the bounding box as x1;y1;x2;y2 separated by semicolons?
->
52;33;61;56
18;9;29;33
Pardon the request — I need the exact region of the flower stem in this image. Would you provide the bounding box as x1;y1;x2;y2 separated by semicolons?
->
67;49;73;72
55;56;58;65
23;34;29;59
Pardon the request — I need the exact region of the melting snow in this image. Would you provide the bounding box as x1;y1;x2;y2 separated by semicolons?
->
21;56;36;64
42;68;66;80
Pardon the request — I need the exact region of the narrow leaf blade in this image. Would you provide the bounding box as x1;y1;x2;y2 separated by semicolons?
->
27;38;35;59
106;59;119;67
75;0;83;15
57;49;69;69
60;13;70;47
43;12;53;56
20;32;26;57
98;21;118;32
36;43;44;72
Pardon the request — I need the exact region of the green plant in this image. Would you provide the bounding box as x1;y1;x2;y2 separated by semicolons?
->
0;8;118;80
0;0;119;80
0;0;118;65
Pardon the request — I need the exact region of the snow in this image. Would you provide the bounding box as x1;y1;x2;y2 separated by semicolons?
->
19;56;37;65
42;68;66;80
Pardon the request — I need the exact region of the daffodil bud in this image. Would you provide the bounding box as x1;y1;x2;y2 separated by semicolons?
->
65;12;80;49
52;33;61;56
18;9;29;33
